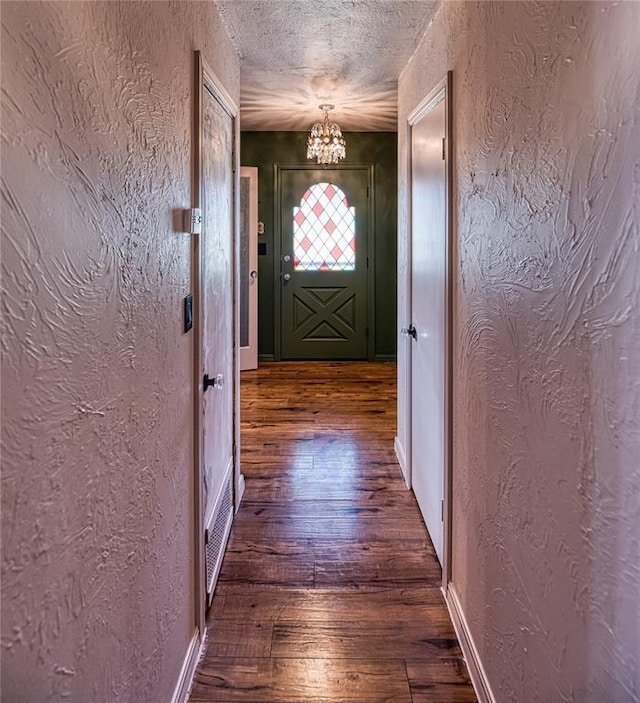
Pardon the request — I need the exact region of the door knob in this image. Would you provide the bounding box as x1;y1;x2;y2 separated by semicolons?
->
250;270;258;279
401;325;417;340
282;273;291;282
203;373;224;391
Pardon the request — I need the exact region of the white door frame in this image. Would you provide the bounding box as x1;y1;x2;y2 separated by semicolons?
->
405;71;454;589
240;166;258;370
192;50;244;640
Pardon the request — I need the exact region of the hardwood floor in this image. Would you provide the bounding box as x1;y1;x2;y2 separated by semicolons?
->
190;362;476;703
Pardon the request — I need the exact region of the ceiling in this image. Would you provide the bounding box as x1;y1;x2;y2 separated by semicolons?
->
214;0;440;132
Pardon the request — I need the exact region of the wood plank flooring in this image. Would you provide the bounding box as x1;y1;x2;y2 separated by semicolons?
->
190;362;476;703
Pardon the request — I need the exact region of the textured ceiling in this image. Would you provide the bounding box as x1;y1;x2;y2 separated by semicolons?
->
214;0;440;131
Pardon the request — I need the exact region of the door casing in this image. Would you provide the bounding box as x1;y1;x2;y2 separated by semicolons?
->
240;166;258;370
274;164;376;361
406;71;454;590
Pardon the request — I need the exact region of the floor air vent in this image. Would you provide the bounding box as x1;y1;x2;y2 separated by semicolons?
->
205;474;233;604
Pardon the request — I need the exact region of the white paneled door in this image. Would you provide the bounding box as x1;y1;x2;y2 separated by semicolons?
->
195;53;238;616
409;91;447;565
201;80;234;535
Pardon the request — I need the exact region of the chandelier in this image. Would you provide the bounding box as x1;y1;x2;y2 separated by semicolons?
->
306;104;346;165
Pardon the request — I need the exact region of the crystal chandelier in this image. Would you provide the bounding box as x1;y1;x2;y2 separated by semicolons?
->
306;104;346;165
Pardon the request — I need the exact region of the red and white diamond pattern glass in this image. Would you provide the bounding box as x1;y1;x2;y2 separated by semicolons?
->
293;182;356;271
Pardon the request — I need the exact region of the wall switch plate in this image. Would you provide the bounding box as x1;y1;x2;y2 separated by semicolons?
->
184;293;193;333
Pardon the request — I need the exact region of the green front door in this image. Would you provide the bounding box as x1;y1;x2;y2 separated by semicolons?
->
280;168;370;360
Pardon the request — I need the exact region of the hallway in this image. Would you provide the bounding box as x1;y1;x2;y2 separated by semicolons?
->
3;2;639;700
190;363;476;702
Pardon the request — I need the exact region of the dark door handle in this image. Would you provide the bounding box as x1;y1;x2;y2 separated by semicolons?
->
203;373;224;391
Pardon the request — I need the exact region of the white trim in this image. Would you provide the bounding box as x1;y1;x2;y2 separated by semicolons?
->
170;628;203;703
231;73;244;519
235;471;245;512
408;84;446;126
201;62;237;119
239;166;258;371
444;584;496;703
399;99;413;497
394;436;410;488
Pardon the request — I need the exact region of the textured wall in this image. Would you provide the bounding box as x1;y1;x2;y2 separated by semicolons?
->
1;2;238;701
398;2;639;701
241;131;397;359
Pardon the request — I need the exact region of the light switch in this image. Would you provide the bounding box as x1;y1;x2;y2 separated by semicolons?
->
184;294;193;333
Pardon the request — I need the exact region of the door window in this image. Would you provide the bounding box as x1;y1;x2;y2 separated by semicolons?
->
293;182;355;271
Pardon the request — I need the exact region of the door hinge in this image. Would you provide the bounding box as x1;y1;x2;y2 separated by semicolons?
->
184;208;202;235
442;137;446;161
366;256;369;269
366;186;370;198
441;499;444;521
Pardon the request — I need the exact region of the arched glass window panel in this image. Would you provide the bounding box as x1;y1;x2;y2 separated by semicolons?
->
293;182;356;271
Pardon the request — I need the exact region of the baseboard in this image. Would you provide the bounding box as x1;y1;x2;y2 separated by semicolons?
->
374;353;397;362
257;354;394;363
235;471;245;512
444;584;496;703
394;436;410;488
170;628;202;703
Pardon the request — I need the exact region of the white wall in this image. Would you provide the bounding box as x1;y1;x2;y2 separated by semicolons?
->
0;2;238;700
398;2;640;700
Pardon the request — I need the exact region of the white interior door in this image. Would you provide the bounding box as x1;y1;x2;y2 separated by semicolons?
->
410;93;447;564
200;74;235;600
240;167;258;370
